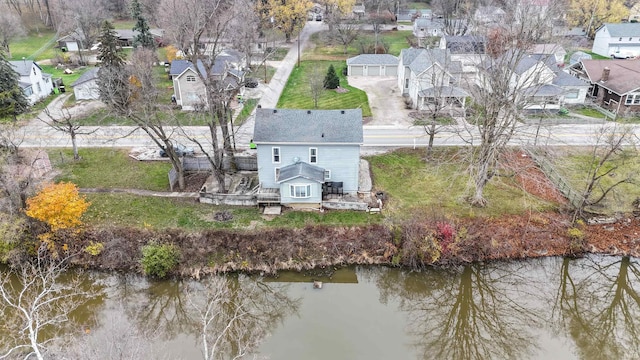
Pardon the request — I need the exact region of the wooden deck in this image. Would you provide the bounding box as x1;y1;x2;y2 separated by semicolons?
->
257;187;280;204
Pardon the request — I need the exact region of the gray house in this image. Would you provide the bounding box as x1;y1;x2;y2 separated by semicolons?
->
253;108;363;207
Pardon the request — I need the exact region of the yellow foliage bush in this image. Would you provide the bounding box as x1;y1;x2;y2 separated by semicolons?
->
25;182;90;232
84;241;104;256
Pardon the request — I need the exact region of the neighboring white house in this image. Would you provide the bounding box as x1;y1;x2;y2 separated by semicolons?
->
397;48;468;110
71;68;100;100
592;23;640;58
9;60;53;104
413;18;443;38
169;52;244;110
346;54;398;76
480;53;588;110
529;43;567;65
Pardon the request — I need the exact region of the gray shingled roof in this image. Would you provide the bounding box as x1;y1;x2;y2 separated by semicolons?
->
401;48;462;74
277;162;325;183
553;71;588;87
599;23;640;37
71;68;99;86
522;84;564;97
253;109;363;144
418;85;469;97
347;54;398;65
9;60;40;76
443;36;486;54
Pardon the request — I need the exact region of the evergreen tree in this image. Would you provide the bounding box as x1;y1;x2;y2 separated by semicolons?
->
0;51;28;120
97;20;125;67
96;21;130;114
131;0;156;50
323;64;340;89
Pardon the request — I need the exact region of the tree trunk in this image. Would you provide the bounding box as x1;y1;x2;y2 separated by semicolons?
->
71;132;79;160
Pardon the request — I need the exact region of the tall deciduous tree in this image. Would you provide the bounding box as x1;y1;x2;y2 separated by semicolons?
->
263;0;312;42
0;51;28;121
568;0;629;38
463;0;562;207
0;12;26;58
131;0;156;50
55;0;108;49
158;0;247;193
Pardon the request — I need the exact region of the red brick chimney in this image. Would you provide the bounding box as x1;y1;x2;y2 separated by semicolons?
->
602;67;610;82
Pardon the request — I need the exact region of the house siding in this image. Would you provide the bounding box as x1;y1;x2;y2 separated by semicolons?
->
257;144;360;193
592;25;640;58
175;69;206;110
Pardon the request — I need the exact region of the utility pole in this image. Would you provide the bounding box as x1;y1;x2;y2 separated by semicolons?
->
297;30;301;67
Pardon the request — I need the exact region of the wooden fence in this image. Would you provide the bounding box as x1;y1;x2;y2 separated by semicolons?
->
525;148;583;209
169;156;258;191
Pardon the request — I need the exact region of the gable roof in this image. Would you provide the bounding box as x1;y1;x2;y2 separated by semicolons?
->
401;48;462;74
71;68;99;86
553;71;588;87
580;59;640;95
597;23;640;37
347;54;398;65
9;60;41;76
253;109;363;144
170;54;242;78
277;162;326;183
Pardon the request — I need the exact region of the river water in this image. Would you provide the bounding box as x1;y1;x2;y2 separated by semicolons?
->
1;255;639;359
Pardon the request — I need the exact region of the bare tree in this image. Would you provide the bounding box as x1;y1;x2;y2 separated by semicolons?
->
330;21;362;55
228;0;260;71
308;66;324;108
0;253;96;360
572;123;637;222
0;11;26;58
463;0;563;207
55;0;108;50
158;0;245;193
39;108;98;160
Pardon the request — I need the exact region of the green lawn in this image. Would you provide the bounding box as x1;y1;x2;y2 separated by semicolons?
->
368;149;560;219
308;30;414;59
51;148;172;191
573;106;606;119
235;98;259;125
9;29;59;61
277;60;372;116
39;65;91;87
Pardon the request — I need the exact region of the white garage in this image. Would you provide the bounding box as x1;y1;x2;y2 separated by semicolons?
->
347;54;399;76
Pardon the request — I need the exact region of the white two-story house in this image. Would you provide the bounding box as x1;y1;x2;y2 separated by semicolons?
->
592;23;640;58
253;108;363;208
9;60;53;104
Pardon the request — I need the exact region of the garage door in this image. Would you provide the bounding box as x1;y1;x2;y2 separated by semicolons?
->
350;65;364;76
385;65;398;76
367;66;381;76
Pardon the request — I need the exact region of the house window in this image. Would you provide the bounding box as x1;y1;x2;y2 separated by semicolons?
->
619;37;623;41
289;184;311;198
565;90;579;99
274;168;280;181
33;68;36;76
272;147;280;163
309;148;317;163
405;79;409;88
324;170;331;180
186;75;196;82
625;92;640;105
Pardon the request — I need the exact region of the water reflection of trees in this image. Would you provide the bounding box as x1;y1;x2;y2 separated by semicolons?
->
109;274;299;359
376;264;541;360
554;256;640;359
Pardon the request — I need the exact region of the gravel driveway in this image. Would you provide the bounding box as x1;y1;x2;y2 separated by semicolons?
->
347;76;413;127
